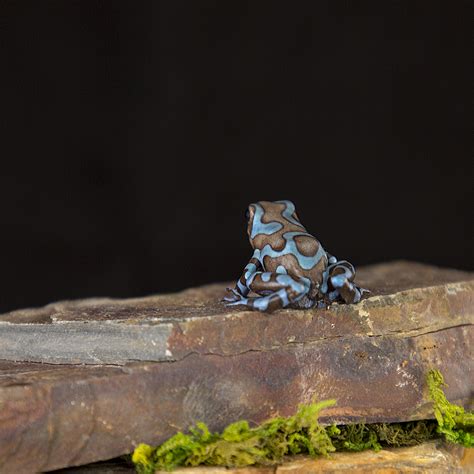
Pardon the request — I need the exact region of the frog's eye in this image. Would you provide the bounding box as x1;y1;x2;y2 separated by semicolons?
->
245;209;250;221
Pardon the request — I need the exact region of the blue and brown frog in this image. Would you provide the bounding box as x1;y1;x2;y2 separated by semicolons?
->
224;200;369;311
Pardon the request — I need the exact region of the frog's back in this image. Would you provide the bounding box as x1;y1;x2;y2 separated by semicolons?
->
251;201;328;291
262;236;327;287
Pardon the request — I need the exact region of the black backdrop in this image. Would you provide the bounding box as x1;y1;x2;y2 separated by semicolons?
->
0;1;472;313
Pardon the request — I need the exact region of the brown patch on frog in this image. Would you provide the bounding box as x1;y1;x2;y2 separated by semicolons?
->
264;253;312;276
259;201;307;233
262;254;326;292
251;232;285;252
259;201;286;224
251;202;309;251
309;257;327;288
294;234;321;258
248;202;286;251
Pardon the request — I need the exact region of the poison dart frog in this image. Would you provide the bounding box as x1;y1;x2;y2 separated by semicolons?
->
224;200;369;311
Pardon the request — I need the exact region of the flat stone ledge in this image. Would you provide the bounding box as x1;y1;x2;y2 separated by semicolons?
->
0;261;472;473
0;261;472;365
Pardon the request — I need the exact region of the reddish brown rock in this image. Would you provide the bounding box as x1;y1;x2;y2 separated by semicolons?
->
52;443;474;473
156;442;472;474
0;261;472;473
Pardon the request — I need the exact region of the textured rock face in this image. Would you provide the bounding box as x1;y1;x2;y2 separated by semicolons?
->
0;261;472;473
0;261;472;365
158;442;473;474
54;442;473;473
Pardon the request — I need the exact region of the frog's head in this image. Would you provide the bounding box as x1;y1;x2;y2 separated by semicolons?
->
245;200;302;249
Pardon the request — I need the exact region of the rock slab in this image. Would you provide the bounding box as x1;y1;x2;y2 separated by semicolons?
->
54;442;473;473
0;261;473;473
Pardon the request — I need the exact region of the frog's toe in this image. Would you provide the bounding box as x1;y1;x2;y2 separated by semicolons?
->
225;300;244;307
225;297;249;307
223;295;239;303
360;287;371;298
223;288;245;303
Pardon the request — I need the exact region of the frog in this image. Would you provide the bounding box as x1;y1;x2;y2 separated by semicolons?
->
223;200;368;311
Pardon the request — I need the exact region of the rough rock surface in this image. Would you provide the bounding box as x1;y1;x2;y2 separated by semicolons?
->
0;261;472;473
54;443;473;473
157;443;474;474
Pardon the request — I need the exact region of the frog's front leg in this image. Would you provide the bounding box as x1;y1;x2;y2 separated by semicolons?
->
225;272;310;312
223;250;263;303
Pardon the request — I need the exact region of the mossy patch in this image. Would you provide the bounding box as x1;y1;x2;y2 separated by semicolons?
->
132;370;473;473
427;369;473;447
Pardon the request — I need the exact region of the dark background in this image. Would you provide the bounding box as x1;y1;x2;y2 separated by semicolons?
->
0;1;472;313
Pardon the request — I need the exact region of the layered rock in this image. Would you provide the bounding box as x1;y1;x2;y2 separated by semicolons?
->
0;261;472;472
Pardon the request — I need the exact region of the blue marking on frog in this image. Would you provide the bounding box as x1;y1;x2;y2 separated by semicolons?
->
276;274;305;294
330;274;346;288
277;288;290;307
253;295;269;311
261;272;272;282
244;262;258;280
250;203;282;239
260;232;326;271
276;200;306;228
237;280;247;294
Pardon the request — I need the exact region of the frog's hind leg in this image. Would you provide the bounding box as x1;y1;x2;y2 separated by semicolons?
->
323;260;369;304
225;272;310;312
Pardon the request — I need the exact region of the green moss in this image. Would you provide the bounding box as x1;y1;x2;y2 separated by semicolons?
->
372;420;438;447
132;399;336;473
132;370;473;473
330;420;437;452
427;369;473;447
